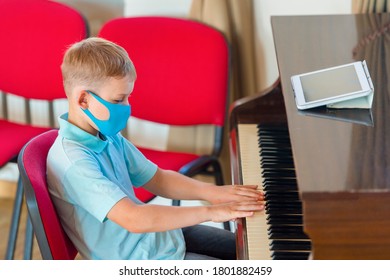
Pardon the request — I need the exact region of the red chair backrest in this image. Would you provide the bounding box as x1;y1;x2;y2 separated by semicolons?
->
0;0;88;100
99;17;229;126
19;130;78;259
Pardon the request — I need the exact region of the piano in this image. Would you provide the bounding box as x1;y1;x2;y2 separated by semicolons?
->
230;13;390;260
230;80;311;260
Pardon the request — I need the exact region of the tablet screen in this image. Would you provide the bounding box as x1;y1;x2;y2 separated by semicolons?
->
300;65;362;102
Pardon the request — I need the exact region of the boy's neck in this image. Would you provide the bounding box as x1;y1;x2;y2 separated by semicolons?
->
67;109;99;136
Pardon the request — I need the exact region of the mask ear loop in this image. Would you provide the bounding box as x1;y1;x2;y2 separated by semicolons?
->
81;90;131;136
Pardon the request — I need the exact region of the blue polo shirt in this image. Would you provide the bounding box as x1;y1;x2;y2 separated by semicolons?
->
46;113;185;260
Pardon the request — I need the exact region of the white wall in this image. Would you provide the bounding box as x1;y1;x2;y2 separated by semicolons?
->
124;0;192;17
254;0;352;88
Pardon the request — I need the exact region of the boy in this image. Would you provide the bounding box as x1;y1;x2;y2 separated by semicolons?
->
47;37;264;260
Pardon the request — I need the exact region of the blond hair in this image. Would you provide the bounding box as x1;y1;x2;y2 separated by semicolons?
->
61;37;136;94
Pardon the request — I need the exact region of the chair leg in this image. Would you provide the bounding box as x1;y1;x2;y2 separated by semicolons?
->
5;177;24;259
212;161;224;186
23;216;34;259
223;221;231;231
172;199;180;206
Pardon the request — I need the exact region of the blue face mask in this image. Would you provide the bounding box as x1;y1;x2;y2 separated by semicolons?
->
81;90;131;136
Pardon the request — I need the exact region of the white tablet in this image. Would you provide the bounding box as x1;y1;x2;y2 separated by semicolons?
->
291;61;374;110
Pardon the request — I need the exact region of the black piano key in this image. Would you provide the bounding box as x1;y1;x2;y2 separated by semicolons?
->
261;160;294;167
262;169;296;176
263;178;298;185
261;164;294;170
262;163;295;169
265;192;300;201
260;141;291;147
259;142;290;147
266;206;303;213
259;127;289;133
267;215;303;225
265;203;302;215
253;124;312;259
269;231;309;240
264;188;297;194
268;224;305;233
269;227;310;240
261;148;292;153
268;228;308;240
266;201;301;207
266;214;303;221
266;199;300;205
258;130;290;138
261;148;291;154
260;144;291;150
265;190;299;196
259;139;290;144
266;207;302;215
260;147;292;153
259;138;292;144
266;200;301;206
260;153;293;159
260;153;293;161
264;184;298;192
265;182;298;191
272;251;310;260
270;240;312;251
266;207;302;214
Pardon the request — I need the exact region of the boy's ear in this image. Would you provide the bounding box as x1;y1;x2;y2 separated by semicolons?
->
78;91;89;109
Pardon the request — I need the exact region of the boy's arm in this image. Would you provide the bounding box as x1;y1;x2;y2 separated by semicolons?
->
107;168;264;233
142;168;263;204
107;196;263;233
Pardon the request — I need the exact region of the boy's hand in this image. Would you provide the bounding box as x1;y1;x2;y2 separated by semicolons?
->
207;185;264;205
208;200;265;223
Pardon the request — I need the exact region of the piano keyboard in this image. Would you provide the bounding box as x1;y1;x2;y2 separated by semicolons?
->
237;124;311;260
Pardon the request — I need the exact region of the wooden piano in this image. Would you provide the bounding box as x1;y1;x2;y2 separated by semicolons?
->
230;13;390;260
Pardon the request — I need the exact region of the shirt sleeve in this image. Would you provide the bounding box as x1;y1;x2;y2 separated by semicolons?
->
63;158;127;222
120;136;158;187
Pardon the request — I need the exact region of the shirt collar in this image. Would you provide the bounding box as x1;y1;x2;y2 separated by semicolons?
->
58;113;108;153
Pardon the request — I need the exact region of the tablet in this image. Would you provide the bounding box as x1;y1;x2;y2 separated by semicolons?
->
291;61;374;110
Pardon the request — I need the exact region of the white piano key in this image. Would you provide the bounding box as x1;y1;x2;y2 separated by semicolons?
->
237;124;272;260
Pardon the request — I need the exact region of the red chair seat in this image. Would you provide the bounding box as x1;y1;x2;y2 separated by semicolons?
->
0;120;50;166
134;147;200;202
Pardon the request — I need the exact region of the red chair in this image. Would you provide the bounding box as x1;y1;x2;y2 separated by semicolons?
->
0;0;88;259
17;130;78;260
99;17;230;229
